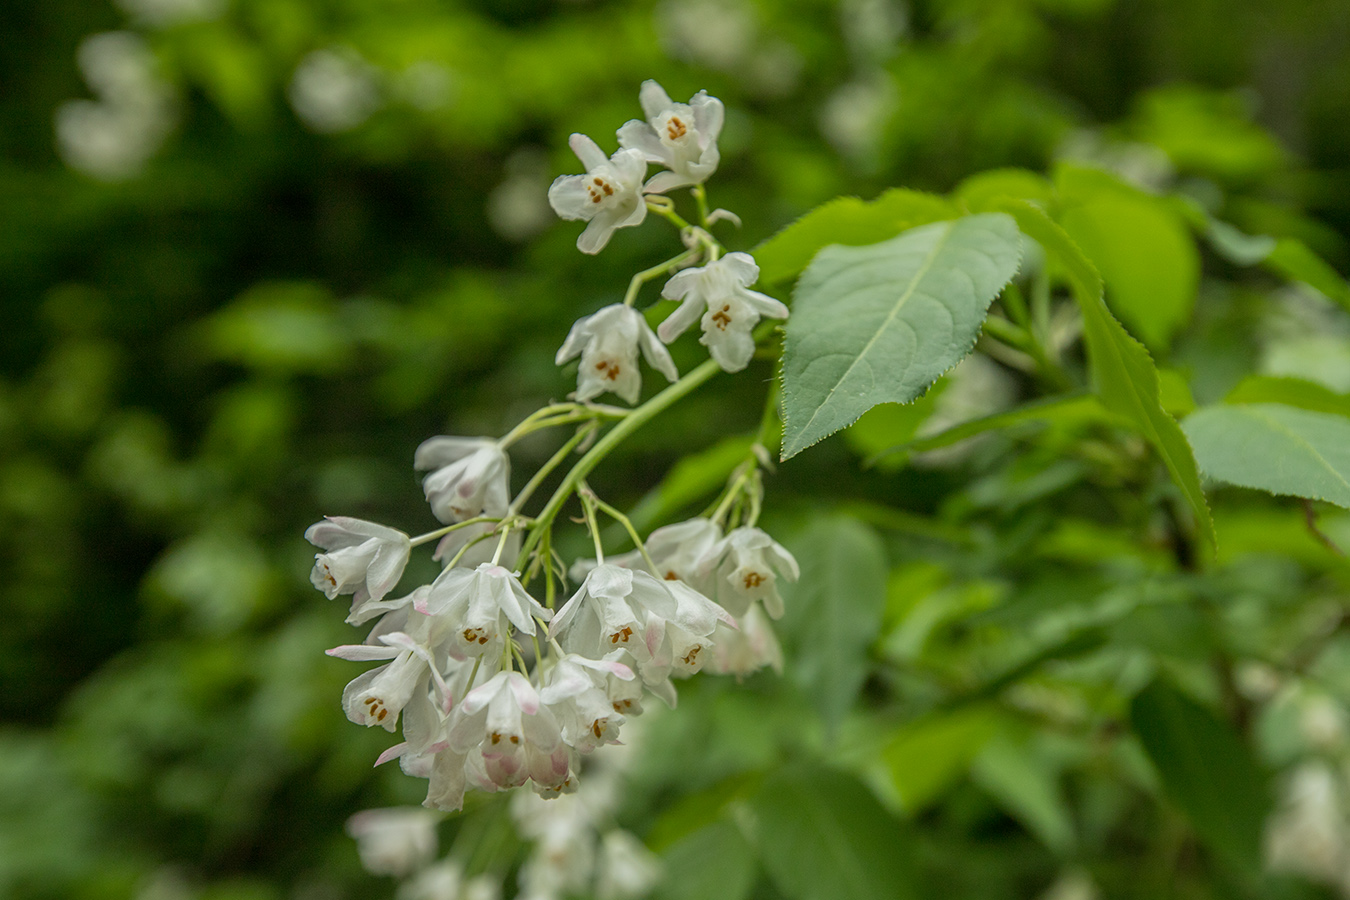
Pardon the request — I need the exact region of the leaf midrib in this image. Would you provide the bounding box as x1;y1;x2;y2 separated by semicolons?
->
789;222;955;446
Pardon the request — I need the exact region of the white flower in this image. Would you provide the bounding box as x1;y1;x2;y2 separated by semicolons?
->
659;253;788;372
541;654;636;753
306;516;412;608
415;437;511;523
617;80;724;193
556;304;678;405
448;671;571;793
596;830;663;900
345;807;440;877
417;563;552;659
398;860;502;900
548;134;648;254
645;517;723;587
698;526;799;618
330;631;444;733
707;604;783;678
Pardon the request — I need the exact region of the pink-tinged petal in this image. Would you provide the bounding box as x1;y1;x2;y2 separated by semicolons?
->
616;120;668;163
506;672;540;715
638;80;676;121
459;677;500;716
327;644;402;661
645;613;667;659
643;169;696;194
690;91;725;143
375;742;409;766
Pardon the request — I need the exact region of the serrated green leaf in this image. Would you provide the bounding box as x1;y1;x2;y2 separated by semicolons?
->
753;765;917;900
1264;237;1350;312
1131;679;1271;876
989;200;1217;553
1182;403;1350;509
753;189;957;286
780;518;888;736
953;168;1055;210
1056;168;1200;350
780;214;1022;460
1224;375;1350;417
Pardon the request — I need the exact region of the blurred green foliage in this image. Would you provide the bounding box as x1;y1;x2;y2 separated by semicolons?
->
4;0;1350;898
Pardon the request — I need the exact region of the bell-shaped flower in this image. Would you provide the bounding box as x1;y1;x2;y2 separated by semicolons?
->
330;634;436;733
447;671;569;792
556;304;678;405
548;134;647;254
707;605;783;678
306;516;411;609
344;807;440;877
617;81;723;194
698;526;799;618
417;563;552;659
645;517;723;587
541;653;636;753
415;436;511;524
644;580;733;681
658;253;788;373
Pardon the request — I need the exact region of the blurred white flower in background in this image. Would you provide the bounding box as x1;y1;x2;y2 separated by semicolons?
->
346;807;442;878
115;0;224;28
55;32;176;181
656;0;756;70
818;75;897;163
396;61;455;112
288;48;383;134
488;149;554;242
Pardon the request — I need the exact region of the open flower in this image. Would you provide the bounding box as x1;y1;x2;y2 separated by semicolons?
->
658;253;788;372
415;436;510;523
417;562;552;659
541;653;636;753
617;81;723;194
698;526;799;618
548;134;647;254
307;516;412;608
447;671;570;793
556;304;678;405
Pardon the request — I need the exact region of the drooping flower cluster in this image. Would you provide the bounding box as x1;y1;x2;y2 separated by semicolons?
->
307;81;796;827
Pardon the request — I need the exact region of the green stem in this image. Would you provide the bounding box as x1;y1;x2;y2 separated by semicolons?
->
624;248;701;307
518;358;722;564
692;184;711;228
579;484;606;563
409;515;496;548
498;403;577;448
590;492;662;576
510;422;597;515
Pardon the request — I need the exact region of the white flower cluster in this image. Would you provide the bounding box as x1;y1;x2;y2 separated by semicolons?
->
307;81;796;821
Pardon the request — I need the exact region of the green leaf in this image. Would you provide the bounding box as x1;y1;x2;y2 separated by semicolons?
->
991;200;1217;553
753;765;917;900
971;730;1075;854
1182;403;1350;509
754;189;957;286
1130;679;1272;875
880;706;1002;812
953;168;1055;210
655;820;757;900
780;214;1022;460
1058;177;1200;350
780;518;888;736
1224;375;1350;417
1264;237;1350;312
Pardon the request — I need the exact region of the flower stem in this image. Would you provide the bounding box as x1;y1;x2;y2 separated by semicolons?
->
579;483;606;564
518;358;722;564
589;491;662;576
623;248;701;307
510;421;598;515
409;515;496;548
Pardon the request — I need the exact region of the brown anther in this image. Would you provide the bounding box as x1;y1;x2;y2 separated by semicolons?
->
666;117;688;140
743;571;764;589
608;625;634;644
593;360;621;380
491;732;502;745
592;719;605;739
712;305;732;329
377;709;387;722
593;177;604;185
683;647;701;665
613;700;633;713
664;570;679;580
510;735;520;744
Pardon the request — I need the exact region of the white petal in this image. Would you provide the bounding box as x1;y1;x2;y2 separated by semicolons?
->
644;169;696;194
327;644;402;661
616;119;668;164
578;208;622;254
702;325;757;372
568;132;607;170
556;312;593;364
690;91;725;143
638;323;679;383
657;295;703;344
720;252;760;286
548;174;593;221
638;80;676;121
